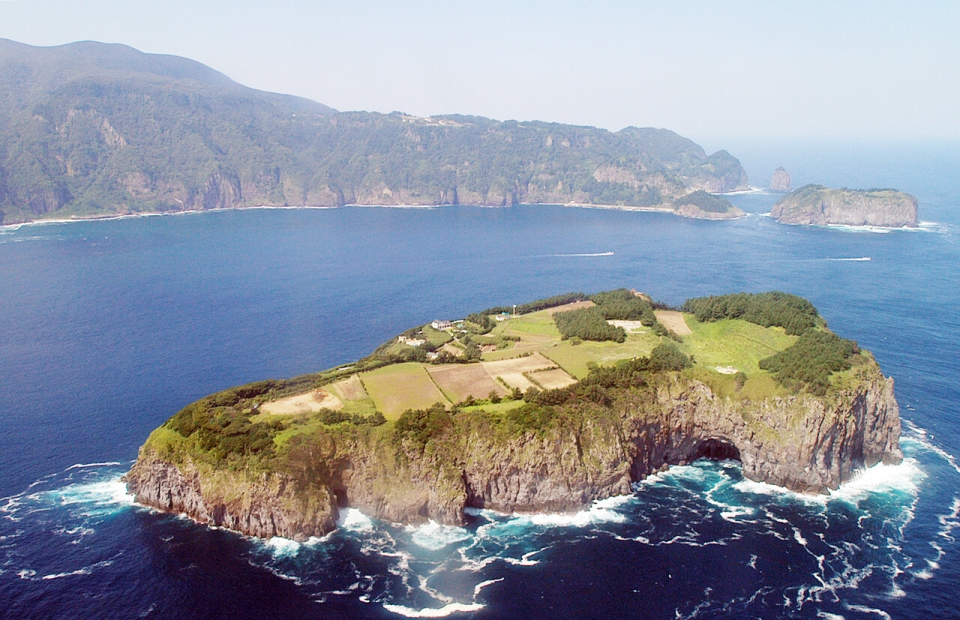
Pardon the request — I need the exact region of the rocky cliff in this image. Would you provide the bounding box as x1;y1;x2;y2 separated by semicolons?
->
126;364;901;541
771;184;918;227
769;167;791;192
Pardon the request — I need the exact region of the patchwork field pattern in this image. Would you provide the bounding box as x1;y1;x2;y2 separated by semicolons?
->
481;353;557;391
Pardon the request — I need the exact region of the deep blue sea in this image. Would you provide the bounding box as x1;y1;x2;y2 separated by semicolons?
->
2;140;960;619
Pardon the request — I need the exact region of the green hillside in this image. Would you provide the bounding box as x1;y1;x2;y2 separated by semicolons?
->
0;39;748;225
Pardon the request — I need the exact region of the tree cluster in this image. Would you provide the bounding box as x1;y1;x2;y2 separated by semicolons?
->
554;307;626;342
758;329;858;395
682;292;820;335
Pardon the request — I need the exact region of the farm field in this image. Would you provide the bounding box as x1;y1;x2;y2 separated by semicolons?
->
261;389;342;415
328;375;368;401
530;368;578;390
481;353;558;391
427;364;507;402
360;363;450;418
654;310;693;335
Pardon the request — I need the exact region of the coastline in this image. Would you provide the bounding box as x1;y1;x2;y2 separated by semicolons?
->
1;200;748;230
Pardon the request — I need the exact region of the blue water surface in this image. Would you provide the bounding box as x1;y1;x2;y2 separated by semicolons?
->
1;141;959;619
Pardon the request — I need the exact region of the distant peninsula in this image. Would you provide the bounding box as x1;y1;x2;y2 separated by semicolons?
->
771;184;918;228
0;38;747;226
126;290;902;540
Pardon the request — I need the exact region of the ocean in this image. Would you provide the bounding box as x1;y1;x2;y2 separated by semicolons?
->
1;140;959;619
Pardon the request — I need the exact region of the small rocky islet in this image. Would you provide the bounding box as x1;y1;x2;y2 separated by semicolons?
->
771;184;919;228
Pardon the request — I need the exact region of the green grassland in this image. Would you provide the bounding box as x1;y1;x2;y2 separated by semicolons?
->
680;316;797;374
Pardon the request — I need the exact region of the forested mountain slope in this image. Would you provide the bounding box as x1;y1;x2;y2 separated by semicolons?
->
0;39;747;225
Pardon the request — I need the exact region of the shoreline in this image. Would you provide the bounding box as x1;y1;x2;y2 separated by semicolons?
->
1;200;749;231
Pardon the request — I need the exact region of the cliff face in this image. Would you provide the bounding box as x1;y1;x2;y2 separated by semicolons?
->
771;184;918;227
126;365;901;540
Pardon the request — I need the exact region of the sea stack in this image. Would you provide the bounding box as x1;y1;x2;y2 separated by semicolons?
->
770;167;791;192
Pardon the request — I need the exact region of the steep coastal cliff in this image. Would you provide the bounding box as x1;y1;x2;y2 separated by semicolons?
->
126;356;901;541
771;184;918;227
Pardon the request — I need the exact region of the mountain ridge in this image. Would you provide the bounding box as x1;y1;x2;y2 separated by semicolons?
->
0;38;747;225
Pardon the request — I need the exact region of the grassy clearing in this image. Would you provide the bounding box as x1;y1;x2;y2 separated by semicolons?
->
682;315;796;375
502;312;563;337
421;325;453;347
361;363;450;419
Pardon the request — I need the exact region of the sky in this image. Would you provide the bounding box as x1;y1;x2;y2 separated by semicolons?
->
1;0;959;143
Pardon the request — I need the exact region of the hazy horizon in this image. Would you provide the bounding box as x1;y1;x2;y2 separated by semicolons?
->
2;1;958;145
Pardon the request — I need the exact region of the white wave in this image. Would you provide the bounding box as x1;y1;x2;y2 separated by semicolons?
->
54;478;136;511
827;458;924;504
902;430;960;475
821;257;870;262
817;612;847;620
844;604;892;619
409;521;472;550
513;494;632;528
823;224;894;234
548;251;614;257
65;462;123;470
382;601;484;617
339;508;375;532
938;497;960;542
263;536;302;558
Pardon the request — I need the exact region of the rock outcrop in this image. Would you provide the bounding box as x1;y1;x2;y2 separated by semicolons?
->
772;184;918;228
126;364;901;540
770;167;791;192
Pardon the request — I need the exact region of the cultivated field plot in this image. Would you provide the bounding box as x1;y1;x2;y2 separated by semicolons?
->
681;317;797;375
481;353;557;391
529;367;578;390
427;364;507;402
328;374;368;401
361;363;450;418
261;390;342;415
654;310;693;335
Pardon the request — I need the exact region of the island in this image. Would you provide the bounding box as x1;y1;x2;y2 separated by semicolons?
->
771;184;918;228
125;290;902;540
0;38;748;226
769;167;792;192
